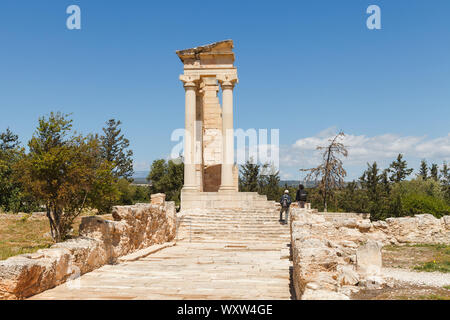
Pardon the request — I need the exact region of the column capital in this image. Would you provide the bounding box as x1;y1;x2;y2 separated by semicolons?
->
217;74;238;90
180;74;200;89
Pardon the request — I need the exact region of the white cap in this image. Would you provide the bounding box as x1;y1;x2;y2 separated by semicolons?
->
284;190;289;194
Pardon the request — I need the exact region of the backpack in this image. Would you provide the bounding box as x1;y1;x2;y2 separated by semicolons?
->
282;195;289;208
299;190;307;202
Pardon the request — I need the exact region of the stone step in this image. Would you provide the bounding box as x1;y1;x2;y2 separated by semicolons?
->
177;232;289;238
178;225;289;231
177;226;289;232
177;232;289;239
177;237;290;243
178;213;283;219
179;216;284;226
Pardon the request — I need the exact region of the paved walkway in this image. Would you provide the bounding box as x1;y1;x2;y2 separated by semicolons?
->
31;240;292;300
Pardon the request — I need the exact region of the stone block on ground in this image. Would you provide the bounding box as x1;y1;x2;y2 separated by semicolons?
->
356;240;382;276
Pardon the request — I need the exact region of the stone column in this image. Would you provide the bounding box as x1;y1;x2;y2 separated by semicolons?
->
219;80;235;191
182;79;197;191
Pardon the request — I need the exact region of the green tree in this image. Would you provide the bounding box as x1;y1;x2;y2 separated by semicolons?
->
389;178;450;218
258;163;281;201
147;158;184;205
117;178;133;205
16;112;117;242
360;162;388;220
132;185;151;203
388;154;413;183
430;163;439;181
239;159;260;192
0;128;20;151
417;159;429;180
0;129;37;212
360;162;381;202
441;162;450;203
381;168;391;195
100;119;134;181
337;181;369;214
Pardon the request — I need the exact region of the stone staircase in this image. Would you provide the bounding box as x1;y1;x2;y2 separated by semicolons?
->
177;204;290;243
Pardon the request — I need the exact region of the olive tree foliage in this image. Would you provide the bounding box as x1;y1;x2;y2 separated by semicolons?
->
301;131;348;212
16;113;116;242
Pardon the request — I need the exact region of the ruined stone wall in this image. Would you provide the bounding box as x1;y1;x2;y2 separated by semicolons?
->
290;209;450;300
0;201;176;300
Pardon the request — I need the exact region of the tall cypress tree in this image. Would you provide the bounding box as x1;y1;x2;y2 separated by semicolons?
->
360;162;387;220
441;162;450;202
429;163;439;181
388;154;413;183
417;159;428;180
360;162;381;202
100;119;134;181
239;159;260;192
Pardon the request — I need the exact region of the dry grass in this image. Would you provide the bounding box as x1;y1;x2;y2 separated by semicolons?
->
352;283;450;300
383;243;450;272
0;215;53;260
0;211;114;261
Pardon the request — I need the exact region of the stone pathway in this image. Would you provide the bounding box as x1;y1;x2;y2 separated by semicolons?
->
31;240;292;300
31;206;292;300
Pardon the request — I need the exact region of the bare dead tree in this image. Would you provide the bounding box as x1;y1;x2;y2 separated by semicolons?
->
300;131;348;212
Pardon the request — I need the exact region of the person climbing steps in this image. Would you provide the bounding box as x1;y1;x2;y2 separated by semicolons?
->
279;190;292;225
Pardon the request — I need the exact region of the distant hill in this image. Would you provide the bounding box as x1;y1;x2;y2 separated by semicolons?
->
133;171;149;179
132;177;150;185
131;171;150;185
279;180;318;188
131;173;319;188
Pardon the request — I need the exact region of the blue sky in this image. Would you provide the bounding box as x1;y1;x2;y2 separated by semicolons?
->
0;0;449;180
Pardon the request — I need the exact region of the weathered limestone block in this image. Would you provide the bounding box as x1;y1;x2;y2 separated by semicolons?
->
443;215;450;229
356;240;382;276
301;289;349;300
151;193;166;206
52;237;109;274
337;265;359;286
0;256;54;300
384;214;449;243
357;219;372;232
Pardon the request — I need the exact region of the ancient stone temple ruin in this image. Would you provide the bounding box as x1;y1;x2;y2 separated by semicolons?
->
177;40;268;210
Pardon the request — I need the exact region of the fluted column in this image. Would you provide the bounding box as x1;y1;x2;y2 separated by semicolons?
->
219;80;235;191
182;80;197;191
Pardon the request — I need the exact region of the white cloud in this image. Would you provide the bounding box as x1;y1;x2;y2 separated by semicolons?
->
282;128;450;179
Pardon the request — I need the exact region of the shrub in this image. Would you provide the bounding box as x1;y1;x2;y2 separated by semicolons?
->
400;193;450;218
